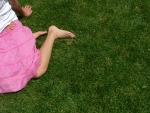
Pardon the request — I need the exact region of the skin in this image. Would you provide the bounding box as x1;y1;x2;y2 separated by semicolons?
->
35;26;75;78
8;0;47;37
8;0;32;17
8;0;76;78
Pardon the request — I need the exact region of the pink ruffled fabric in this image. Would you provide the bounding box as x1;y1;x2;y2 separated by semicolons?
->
0;20;40;93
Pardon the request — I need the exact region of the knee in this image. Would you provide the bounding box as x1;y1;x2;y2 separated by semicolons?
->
34;66;48;78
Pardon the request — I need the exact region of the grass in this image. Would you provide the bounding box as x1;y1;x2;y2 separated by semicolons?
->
0;0;150;112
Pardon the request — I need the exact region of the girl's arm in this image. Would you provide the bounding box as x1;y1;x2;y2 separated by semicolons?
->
8;0;32;17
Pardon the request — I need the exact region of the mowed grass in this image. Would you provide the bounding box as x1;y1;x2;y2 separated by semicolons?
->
0;0;150;112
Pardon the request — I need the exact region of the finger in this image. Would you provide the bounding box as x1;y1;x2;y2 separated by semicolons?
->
25;5;32;9
9;24;14;30
11;21;15;26
10;26;14;30
6;26;10;32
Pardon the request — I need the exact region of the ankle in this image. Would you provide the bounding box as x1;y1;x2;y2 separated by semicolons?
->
48;26;59;39
48;25;57;33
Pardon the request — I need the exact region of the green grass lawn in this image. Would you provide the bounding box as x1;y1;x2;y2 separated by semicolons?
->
0;0;150;112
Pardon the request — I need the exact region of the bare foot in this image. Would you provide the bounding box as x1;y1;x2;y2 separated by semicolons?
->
48;25;76;39
33;31;47;39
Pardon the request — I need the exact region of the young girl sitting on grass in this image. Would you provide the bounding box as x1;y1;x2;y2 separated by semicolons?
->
0;0;75;94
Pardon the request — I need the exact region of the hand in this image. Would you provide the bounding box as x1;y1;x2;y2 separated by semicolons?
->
22;5;32;17
6;21;16;32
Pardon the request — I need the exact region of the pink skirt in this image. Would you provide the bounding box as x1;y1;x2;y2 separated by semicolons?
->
0;20;40;93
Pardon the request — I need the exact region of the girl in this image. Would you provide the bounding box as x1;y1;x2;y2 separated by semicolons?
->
0;0;75;93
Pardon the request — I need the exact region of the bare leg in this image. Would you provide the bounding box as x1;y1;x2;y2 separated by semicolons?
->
34;26;75;78
33;31;47;39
